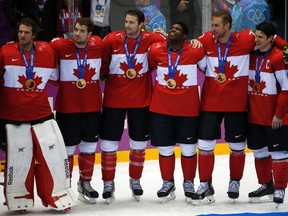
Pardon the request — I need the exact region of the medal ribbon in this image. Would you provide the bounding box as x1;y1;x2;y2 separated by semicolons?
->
168;46;182;79
255;46;272;83
217;34;232;73
75;46;88;79
124;33;142;69
20;46;35;80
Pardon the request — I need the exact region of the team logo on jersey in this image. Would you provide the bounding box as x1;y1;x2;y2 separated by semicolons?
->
120;59;143;78
249;79;266;94
214;61;238;81
73;63;96;87
18;72;43;90
164;70;187;89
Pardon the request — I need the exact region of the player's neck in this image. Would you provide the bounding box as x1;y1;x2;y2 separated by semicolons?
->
75;41;88;49
169;40;184;51
19;42;34;52
127;31;141;39
218;31;231;44
259;44;272;52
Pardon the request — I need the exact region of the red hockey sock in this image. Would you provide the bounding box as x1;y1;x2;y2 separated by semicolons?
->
101;151;117;181
230;150;245;180
159;154;175;181
129;149;145;179
181;154;197;181
198;150;214;181
273;160;288;189
255;156;272;184
78;153;95;182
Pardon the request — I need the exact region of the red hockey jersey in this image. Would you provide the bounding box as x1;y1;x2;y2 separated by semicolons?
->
101;30;165;108
50;36;103;113
248;47;288;126
198;29;255;112
148;40;206;116
0;42;57;121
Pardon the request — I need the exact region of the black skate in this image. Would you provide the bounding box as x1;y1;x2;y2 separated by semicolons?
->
248;179;274;203
274;189;285;209
183;180;194;203
191;181;215;205
227;179;240;202
130;178;143;201
102;180;115;204
77;180;98;204
157;180;176;203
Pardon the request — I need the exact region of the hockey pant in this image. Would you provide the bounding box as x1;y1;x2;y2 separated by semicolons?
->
4;120;76;211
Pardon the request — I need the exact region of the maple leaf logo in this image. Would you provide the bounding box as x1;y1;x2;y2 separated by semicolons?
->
214;61;238;79
18;72;43;89
164;69;188;87
119;59;143;74
249;79;266;93
73;63;96;80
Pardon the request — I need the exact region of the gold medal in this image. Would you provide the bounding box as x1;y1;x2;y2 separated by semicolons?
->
216;73;226;83
25;79;35;90
166;79;177;89
126;68;137;79
76;79;87;89
253;83;260;93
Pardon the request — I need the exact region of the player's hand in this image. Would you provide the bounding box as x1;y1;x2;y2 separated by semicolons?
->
272;115;282;129
190;39;203;48
154;28;168;38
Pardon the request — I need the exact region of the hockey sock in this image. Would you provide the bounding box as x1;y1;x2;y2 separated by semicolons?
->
255;156;272;184
78;153;95;182
159;154;175;181
230;150;245;180
181;154;197;181
129;149;145;179
273;160;288;189
101;151;117;181
198;150;214;181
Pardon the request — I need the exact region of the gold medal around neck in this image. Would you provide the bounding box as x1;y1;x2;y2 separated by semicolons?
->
216;73;226;83
166;79;177;89
25;79;36;90
253;83;260;93
76;78;87;89
126;68;137;79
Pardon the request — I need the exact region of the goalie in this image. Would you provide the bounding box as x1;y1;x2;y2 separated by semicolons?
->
0;18;76;212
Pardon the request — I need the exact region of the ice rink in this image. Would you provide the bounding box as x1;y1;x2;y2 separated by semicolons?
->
0;153;288;216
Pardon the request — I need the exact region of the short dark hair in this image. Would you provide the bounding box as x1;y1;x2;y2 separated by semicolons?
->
255;21;276;38
125;9;145;24
17;17;40;36
75;18;93;33
172;21;189;36
212;10;232;30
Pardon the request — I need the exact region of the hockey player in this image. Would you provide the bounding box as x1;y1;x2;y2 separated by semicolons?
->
191;10;287;204
0;18;76;212
247;21;288;208
148;21;206;203
49;17;103;204
100;9;165;203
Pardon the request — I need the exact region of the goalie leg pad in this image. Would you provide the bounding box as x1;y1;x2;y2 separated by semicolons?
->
31;119;76;210
5;124;35;211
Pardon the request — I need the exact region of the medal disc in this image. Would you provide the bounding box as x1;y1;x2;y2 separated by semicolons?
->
76;79;87;89
126;68;137;79
216;73;226;83
166;79;177;89
25;79;35;90
253;83;260;93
